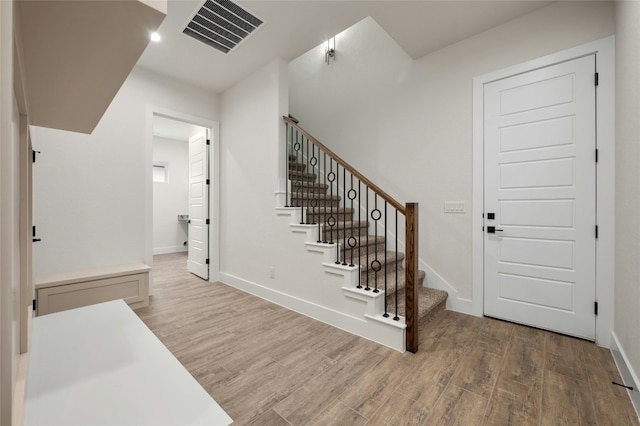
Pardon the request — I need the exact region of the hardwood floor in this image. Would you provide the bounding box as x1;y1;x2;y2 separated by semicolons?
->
136;253;639;425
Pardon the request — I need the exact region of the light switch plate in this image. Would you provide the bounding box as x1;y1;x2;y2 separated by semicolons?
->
444;201;465;213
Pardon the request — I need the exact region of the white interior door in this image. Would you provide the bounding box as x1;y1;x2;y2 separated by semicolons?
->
188;131;209;280
483;55;597;339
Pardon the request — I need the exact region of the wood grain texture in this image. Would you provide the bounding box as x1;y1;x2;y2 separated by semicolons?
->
405;202;419;353
138;253;639;426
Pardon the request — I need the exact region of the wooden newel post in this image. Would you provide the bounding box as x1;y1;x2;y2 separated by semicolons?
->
405;202;419;353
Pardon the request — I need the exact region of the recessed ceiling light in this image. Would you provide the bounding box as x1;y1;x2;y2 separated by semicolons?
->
150;32;161;42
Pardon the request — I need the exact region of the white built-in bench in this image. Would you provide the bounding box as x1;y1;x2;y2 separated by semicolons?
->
34;263;150;316
24;300;233;425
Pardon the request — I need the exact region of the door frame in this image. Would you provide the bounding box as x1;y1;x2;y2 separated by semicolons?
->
145;105;220;290
471;36;614;347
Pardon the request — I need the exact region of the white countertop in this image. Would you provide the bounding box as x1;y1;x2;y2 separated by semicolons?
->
24;300;232;425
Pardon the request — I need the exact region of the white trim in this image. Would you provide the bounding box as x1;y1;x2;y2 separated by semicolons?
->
472;36;615;346
152;246;188;256
610;331;640;420
145;106;221;290
220;272;406;352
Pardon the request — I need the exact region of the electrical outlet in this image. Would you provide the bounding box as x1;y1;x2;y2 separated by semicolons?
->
444;201;465;214
269;267;275;279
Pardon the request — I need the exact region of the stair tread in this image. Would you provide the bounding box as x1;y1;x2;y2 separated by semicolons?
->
387;287;448;324
307;207;354;214
355;250;405;273
362;269;426;295
340;235;386;251
323;220;369;229
291;193;340;200
289;171;317;181
290;182;329;190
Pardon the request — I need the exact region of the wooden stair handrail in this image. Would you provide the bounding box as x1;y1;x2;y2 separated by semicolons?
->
284;115;420;353
284;116;405;214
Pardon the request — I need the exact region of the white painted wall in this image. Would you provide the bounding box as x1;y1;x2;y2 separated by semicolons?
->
614;0;640;404
152;136;188;255
31;67;219;275
289;1;614;307
219;58;289;286
0;0;21;421
218;59;405;349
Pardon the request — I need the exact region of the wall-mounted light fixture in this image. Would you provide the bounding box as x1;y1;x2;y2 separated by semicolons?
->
325;37;336;65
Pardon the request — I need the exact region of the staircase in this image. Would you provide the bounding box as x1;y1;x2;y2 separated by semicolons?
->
288;156;448;331
283;116;448;352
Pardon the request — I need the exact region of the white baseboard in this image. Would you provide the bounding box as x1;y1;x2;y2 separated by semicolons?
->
420;260;474;316
153;246;188;255
610;331;640;421
220;272;405;351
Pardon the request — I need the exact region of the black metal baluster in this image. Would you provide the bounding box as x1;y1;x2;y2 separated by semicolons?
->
327;159;336;244
322;152;328;243
383;201;387;298
285;123;290;207
340;166;347;265
394;209;399;321
356;180;362;289
384;206;391;318
335;163;341;264
305;135;311;224
310;144;319;235
348;174;356;267
372;195;381;293
365;187;370;291
294;130;303;224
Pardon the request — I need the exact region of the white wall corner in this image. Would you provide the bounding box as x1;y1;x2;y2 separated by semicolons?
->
610;332;640;420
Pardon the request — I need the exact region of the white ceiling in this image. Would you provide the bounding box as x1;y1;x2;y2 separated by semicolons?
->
136;0;554;93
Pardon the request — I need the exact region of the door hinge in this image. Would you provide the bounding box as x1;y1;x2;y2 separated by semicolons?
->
595;149;599;163
32;150;40;163
206;139;210;146
594;301;598;316
206;179;210;185
205;259;210;265
595;225;599;239
594;72;599;86
32;225;36;237
206;218;210;225
32;299;37;311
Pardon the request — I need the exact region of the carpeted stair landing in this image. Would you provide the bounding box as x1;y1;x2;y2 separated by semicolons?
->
288;156;448;328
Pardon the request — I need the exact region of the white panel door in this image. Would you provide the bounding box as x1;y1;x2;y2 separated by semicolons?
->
188;132;209;280
483;55;596;339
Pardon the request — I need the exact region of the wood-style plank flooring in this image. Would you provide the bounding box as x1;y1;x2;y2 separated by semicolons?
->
136;253;639;425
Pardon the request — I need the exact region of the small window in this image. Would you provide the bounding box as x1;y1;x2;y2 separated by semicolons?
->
153;163;168;183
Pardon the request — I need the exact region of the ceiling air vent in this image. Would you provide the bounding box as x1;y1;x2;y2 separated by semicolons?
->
182;0;264;54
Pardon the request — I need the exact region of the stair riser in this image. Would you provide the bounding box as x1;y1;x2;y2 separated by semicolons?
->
290;187;329;196
291;198;340;209
341;242;390;260
289;174;317;183
360;259;402;282
322;226;368;242
290;199;341;208
306;212;354;223
288;163;307;172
